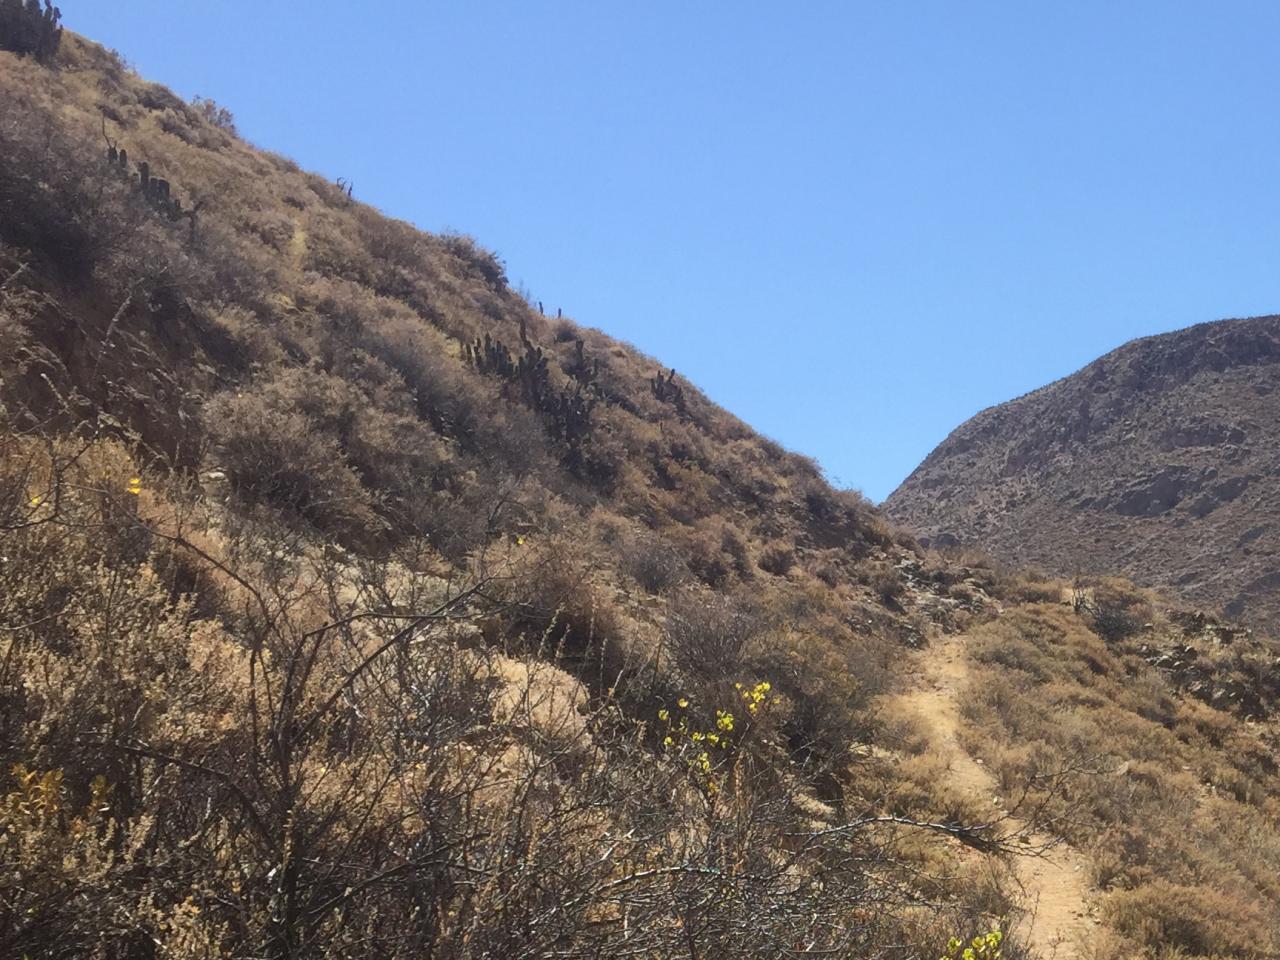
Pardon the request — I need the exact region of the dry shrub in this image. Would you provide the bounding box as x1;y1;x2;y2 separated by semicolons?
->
758;543;796;576
960;604;1280;950
439;232;507;290
207;379;382;539
1074;577;1153;642
614;528;688;594
869;564;907;606
663;590;763;681
1104;881;1276;958
999;570;1066;605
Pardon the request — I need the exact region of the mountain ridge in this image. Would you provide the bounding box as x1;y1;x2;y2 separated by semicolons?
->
887;314;1280;628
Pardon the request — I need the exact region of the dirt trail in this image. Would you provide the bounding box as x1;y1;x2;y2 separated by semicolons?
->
893;634;1093;959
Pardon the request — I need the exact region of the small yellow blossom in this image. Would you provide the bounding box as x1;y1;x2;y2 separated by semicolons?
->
126;477;142;496
677;698;689;709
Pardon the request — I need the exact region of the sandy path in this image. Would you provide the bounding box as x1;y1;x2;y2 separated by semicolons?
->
893;634;1093;959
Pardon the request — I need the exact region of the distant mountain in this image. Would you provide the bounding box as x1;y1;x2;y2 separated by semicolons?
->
887;315;1280;628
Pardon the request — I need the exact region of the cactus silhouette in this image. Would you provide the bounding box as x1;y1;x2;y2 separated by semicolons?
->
651;368;687;416
0;0;63;64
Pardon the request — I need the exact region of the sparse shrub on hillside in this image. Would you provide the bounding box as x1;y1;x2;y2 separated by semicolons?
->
758;543;795;576
663;591;764;680
190;95;237;135
870;564;907;606
441;231;507;290
1104;881;1275;959
616;529;688;594
552;317;579;342
960;604;1280;957
998;570;1064;605
1073;578;1151;642
813;560;841;587
207;383;382;540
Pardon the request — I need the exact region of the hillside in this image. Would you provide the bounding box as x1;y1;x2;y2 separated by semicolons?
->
886;316;1280;628
2;14;1280;960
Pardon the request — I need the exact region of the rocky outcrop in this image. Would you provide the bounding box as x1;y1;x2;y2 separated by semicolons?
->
1138;612;1280;720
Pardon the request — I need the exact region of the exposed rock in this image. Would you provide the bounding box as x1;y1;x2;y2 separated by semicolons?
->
887;316;1280;630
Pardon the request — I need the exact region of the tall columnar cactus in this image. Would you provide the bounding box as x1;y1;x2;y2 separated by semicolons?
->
465;323;598;447
34;0;58;61
566;338;601;389
466;333;518;379
0;0;62;63
651;368;687;416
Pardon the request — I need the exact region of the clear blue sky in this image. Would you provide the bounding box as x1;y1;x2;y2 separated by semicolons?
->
71;2;1280;501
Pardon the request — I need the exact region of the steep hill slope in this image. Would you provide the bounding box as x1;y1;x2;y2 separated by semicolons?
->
2;16;1279;960
886;316;1280;628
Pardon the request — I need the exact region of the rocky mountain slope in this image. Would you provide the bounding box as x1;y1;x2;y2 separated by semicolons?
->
886;316;1280;629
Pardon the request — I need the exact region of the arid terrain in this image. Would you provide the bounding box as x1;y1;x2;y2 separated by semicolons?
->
2;9;1279;959
887;316;1280;629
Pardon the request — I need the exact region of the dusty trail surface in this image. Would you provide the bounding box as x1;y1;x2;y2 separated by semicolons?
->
893;634;1094;959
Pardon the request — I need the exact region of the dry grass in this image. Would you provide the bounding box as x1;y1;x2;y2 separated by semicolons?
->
956;600;1280;958
3;25;1276;960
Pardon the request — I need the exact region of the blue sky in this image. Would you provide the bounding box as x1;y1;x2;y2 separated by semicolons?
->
71;2;1280;501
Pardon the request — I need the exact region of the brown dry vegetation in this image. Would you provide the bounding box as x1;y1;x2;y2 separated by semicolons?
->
1;19;1278;960
958;576;1280;959
0;26;1037;960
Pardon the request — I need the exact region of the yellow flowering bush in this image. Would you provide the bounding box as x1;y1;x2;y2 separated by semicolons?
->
939;926;1002;960
657;681;775;797
735;679;771;714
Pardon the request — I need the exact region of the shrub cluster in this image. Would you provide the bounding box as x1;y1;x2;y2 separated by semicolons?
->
0;435;995;959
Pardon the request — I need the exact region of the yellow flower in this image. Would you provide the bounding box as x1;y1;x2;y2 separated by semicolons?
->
677;698;689;709
663;736;673;747
29;495;42;507
126;477;142;496
657;708;670;721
